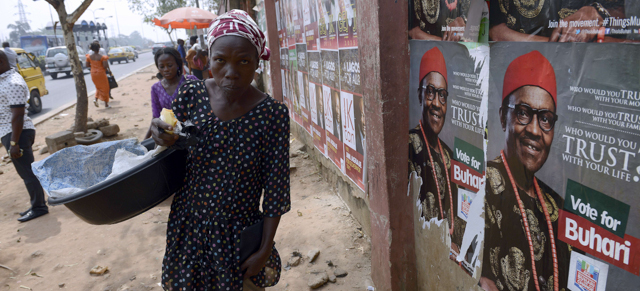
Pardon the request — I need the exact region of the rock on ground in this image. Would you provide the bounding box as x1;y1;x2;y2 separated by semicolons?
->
308;272;329;289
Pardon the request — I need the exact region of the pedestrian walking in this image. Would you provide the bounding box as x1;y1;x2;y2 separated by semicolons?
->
85;42;112;108
0;50;48;222
2;42;18;69
151;10;290;291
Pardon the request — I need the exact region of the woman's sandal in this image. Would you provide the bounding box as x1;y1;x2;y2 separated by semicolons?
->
94;99;99;107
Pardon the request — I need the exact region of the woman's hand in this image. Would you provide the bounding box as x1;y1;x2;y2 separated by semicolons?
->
150;118;179;146
240;242;273;279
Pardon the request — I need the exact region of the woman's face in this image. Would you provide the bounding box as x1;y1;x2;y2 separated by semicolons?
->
209;36;259;97
157;54;179;81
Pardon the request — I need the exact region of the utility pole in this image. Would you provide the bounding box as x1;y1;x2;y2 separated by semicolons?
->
16;0;29;24
113;2;121;37
47;4;59;46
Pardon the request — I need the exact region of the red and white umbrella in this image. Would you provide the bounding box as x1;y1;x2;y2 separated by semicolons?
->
152;7;217;29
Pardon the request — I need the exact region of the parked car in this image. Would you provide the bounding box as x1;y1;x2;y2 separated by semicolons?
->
152;43;166;55
44;46;89;79
125;46;138;59
108;47;135;64
11;48;47;113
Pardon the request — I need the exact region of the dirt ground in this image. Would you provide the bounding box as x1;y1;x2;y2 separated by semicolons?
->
0;66;372;290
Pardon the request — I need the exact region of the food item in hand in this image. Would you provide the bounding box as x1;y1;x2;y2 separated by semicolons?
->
160;108;178;134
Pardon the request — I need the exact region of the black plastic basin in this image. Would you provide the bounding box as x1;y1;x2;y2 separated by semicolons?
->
47;139;187;225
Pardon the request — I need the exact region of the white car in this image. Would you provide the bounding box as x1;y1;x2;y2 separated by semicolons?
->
45;46;89;79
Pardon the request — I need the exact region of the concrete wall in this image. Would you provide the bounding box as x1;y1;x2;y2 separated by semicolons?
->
290;122;371;235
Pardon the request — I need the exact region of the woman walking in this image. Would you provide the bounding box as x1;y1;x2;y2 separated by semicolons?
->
144;48;198;139
85;42;111;108
151;10;290;291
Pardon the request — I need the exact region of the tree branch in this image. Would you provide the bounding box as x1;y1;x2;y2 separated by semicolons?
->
45;0;61;10
68;0;95;24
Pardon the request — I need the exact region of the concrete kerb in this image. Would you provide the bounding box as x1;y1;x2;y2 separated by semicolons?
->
33;62;156;126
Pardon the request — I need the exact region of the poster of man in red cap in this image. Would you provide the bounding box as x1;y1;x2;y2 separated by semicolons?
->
483;43;640;291
408;41;488;283
489;0;640;42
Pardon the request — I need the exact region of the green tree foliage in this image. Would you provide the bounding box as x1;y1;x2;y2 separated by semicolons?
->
7;21;32;45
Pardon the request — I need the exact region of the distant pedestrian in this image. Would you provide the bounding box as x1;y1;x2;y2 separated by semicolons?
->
85;42;112;108
188;35;200;51
89;39;107;56
192;49;209;80
177;39;186;65
144;48;197;139
2;42;18;69
0;50;48;222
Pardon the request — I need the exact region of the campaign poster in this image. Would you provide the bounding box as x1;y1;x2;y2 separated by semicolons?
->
337;0;357;48
339;48;364;190
308;51;326;156
294;0;305;44
322;50;343;171
286;0;297;46
408;41;488;286
489;0;640;42
289;46;304;125
280;48;290;115
408;0;489;41
319;0;339;50
305;0;321;51
277;0;287;48
484;42;640;291
297;44;312;133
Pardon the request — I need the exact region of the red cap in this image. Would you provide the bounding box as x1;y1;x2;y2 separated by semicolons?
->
502;50;557;105
419;47;447;85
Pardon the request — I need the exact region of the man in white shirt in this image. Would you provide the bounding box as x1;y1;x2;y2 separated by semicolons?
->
2;42;18;69
0;50;48;222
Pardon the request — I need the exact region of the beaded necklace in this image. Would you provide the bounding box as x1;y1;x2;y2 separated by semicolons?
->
500;150;558;291
419;120;454;235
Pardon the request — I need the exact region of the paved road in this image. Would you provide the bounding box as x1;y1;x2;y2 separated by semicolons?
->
30;51;155;119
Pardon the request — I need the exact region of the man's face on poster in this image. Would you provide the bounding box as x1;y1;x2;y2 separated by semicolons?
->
419;72;447;136
333;91;341;123
501;86;557;174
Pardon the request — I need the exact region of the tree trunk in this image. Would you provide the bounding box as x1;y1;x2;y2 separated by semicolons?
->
50;0;91;133
164;28;175;46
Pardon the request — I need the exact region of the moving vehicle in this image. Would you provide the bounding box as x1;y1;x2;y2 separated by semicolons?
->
108;47;135;64
125;46;138;59
11;48;47;113
44;46;89;79
20;35;64;57
152;43;166;55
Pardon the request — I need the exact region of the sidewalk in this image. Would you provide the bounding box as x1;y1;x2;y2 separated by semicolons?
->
0;68;372;290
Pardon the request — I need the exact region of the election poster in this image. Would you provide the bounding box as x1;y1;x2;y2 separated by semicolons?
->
408;0;489;41
297;43;312;133
408;41;488;285
484;42;640;291
319;0;339;50
289;46;304;125
322;50;343;171
337;0;357;48
339;48;364;191
305;0;321;51
280;48;290;116
309;51;326;156
489;0;640;42
277;0;287;48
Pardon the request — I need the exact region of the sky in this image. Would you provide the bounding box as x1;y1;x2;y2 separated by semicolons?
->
0;0;196;43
